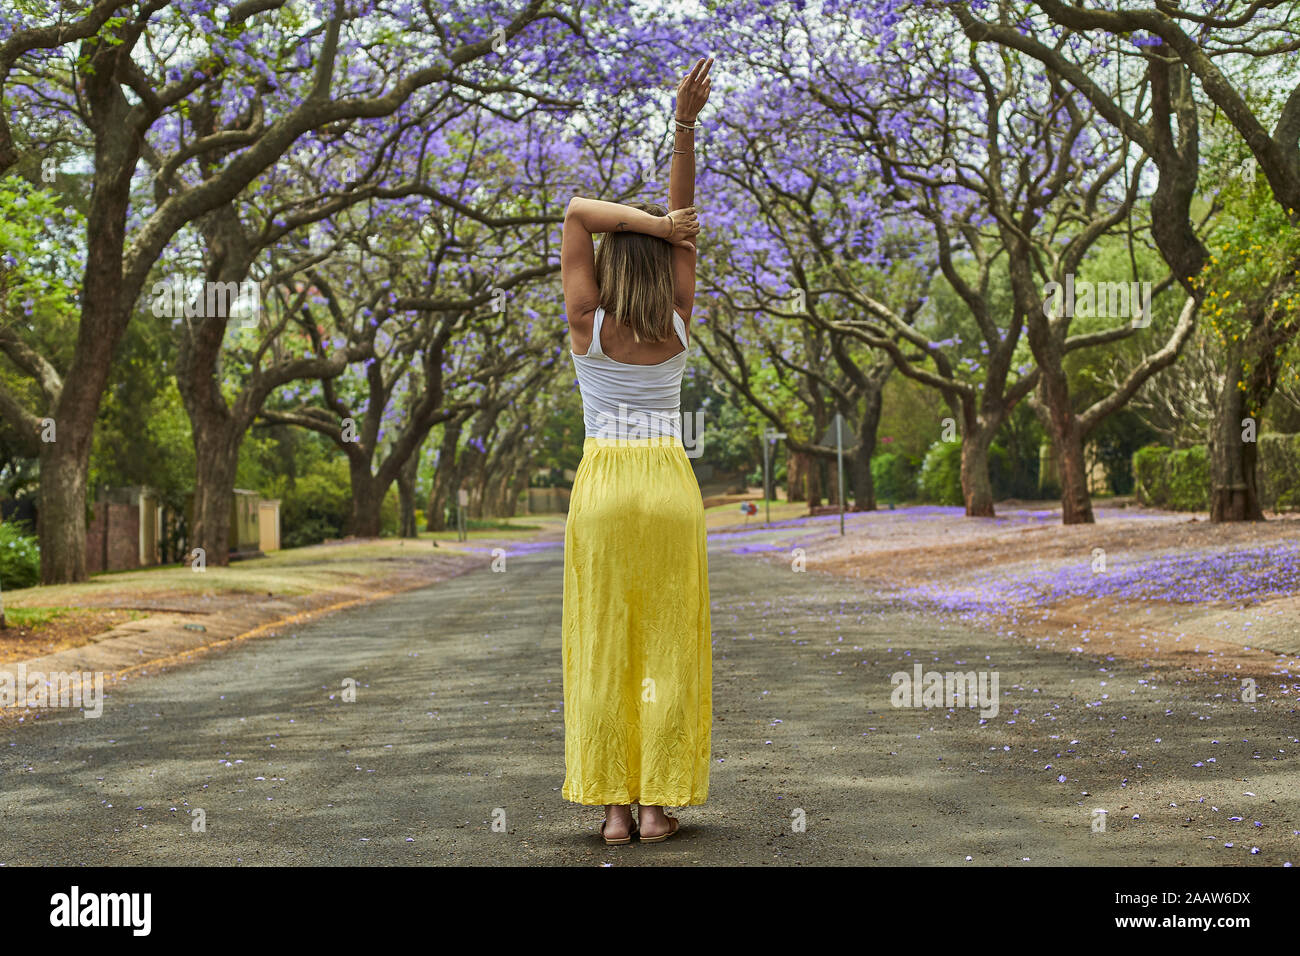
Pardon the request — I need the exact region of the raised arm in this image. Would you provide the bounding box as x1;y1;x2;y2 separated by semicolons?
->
561;197;698;334
566;197;673;239
668;57;713;332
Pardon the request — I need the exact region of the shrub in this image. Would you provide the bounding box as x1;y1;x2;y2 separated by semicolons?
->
917;440;964;506
1037;443;1062;500
1167;446;1210;510
904;439;1029;505
379;486;400;536
0;521;41;589
1132;444;1209;510
871;451;918;503
279;458;351;547
987;441;1019;499
1132;445;1168;506
282;515;339;550
1259;433;1300;512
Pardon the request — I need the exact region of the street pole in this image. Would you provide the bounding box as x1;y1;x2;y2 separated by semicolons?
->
836;413;846;536
762;429;787;525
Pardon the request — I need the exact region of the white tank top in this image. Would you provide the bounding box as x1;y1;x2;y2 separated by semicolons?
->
570;305;690;441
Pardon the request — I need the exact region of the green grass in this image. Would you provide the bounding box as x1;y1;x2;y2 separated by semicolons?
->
464;518;542;532
0;606;146;629
417;519;558;544
5;526;561;606
3;606;73;628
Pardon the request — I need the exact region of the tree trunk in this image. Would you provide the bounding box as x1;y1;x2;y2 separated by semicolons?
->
1033;354;1097;524
823;455;840;506
460;447;486;518
506;466;529;518
489;469;513;517
175;212;255;568
38;440;91;583
1209;346;1265;521
483;450;524;517
805;450;823;508
850;397;881;512
349;462;387;538
191;446;239;565
848;447;874;512
426;422;462;531
32;56;140;584
1055;424;1096;525
786;451;808;503
426;488;450;531
397;444;420;538
960;434;995;517
188;415;242;566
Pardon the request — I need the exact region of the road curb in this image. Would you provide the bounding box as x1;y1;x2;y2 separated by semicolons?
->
0;559;483;716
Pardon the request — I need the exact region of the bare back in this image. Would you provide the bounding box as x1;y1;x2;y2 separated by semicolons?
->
569;307;689;366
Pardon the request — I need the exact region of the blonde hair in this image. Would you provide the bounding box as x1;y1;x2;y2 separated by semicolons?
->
594;201;675;343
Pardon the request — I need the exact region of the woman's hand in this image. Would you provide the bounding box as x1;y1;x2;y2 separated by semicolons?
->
661;206;699;250
675;57;713;122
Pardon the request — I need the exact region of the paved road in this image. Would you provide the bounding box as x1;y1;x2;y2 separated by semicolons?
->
2;539;1297;866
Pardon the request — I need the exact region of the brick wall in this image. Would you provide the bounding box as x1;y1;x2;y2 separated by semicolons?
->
86;502;140;574
526;487;570;514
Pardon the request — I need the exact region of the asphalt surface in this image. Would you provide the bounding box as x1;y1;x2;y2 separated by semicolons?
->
2;538;1297;866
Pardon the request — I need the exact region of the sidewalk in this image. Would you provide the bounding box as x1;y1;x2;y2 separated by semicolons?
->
0;533;545;698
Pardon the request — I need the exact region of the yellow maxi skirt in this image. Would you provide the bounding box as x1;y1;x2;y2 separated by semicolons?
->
561;435;712;806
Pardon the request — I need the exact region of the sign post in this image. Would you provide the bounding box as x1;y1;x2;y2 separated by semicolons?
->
762;430;787;525
835;414;846;536
819;413;856;536
457;489;469;542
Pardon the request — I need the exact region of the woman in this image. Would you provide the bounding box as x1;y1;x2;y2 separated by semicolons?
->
559;57;714;845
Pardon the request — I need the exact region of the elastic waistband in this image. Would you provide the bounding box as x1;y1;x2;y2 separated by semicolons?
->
582;435;683;449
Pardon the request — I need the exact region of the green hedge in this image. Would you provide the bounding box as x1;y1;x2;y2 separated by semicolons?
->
918;440;964;506
1258;433;1300;511
1132;444;1210;510
279;458;352;548
871;451;919;503
0;520;41;589
1134;436;1300;512
912;439;1025;506
278;457;401;548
